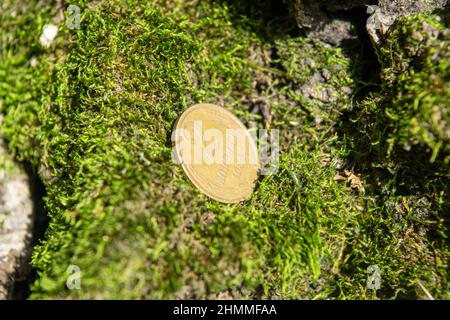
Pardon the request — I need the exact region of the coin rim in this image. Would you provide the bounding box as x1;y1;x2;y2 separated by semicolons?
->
173;103;260;203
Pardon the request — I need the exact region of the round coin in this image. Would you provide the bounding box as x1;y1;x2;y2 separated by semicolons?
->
173;104;260;203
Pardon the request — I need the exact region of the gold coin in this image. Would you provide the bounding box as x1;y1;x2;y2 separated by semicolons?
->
173;104;260;203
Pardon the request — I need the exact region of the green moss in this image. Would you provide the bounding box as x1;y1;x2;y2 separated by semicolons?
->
337;11;449;299
0;0;448;299
0;1;60;164
274;37;354;126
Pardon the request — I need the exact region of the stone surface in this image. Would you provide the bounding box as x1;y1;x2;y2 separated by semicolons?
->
291;0;367;30
0;136;34;299
290;0;448;44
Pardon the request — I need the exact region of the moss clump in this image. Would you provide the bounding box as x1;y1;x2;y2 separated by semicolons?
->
0;0;448;299
381;14;449;162
0;0;358;299
0;1;60;165
345;12;450;169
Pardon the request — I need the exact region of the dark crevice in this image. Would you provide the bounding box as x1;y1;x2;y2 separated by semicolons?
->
10;164;48;300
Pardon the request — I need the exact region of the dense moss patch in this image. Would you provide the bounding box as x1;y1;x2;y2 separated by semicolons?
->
0;0;448;299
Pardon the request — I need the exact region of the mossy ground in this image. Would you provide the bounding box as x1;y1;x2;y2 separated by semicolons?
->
0;0;448;299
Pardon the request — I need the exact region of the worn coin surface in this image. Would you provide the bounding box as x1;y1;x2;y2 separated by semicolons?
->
173;104;260;203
